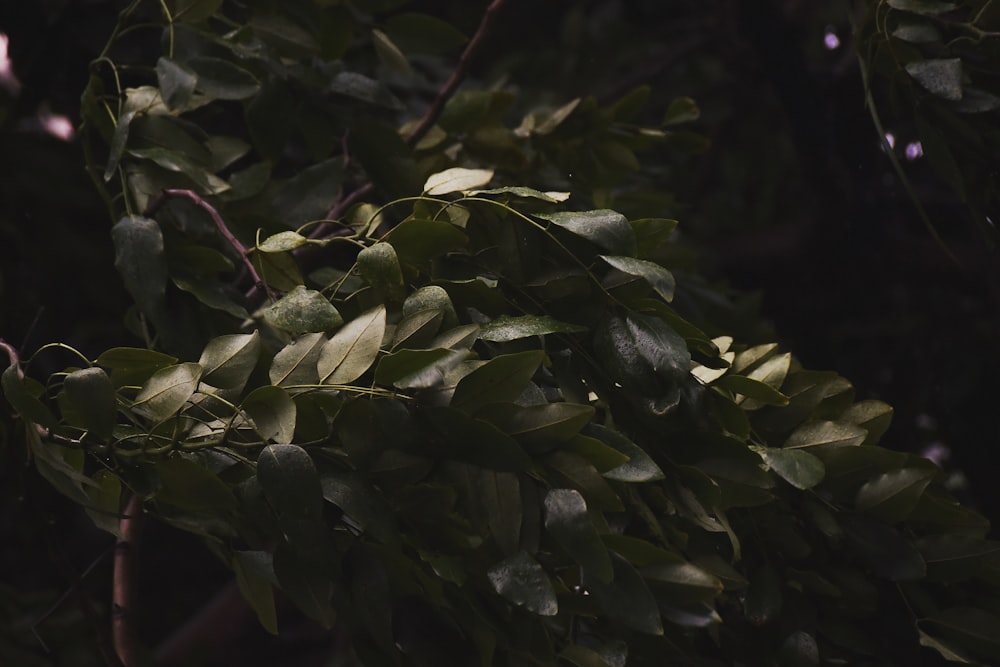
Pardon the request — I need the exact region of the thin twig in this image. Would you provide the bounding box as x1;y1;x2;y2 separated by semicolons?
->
112;494;143;667
404;0;510;148
320;0;511;226
145;189;267;290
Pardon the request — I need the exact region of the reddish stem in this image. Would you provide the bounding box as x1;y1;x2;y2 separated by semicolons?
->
112;494;143;667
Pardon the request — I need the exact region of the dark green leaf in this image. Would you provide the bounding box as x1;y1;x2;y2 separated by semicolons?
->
755;446;825;490
855;467;935;522
273;540;336;628
719;375;790;407
487;551;557;616
97;347;178;387
586;425;665;482
242;386;297;443
154;455;237;510
778;631;820;667
893;22;943;43
585;552;663;635
538;210;637;257
840;400;893;446
544;488;613;583
172;276;249;319
199;332;260;391
425;407;533;471
132;363;202;421
165;0;223;22
372;28;412;74
63;367;117;439
2;366;57;428
375;348;466;389
320;471;400;545
842;514;926;580
232;551;278;635
84;469;123;539
263;286;343;335
271;158;344;227
329;72;401;109
187;56;260;100
451;350;544;414
920;535;1000;582
384;12;468;55
317;305;386;384
357;242;405;301
479;314;586;342
385;219;468;267
478;402;595;452
156;57;197;110
784;420;866;449
887;0;957;15
662;97;700;126
391;308;444;350
640;559;723;601
258;444;322;520
920;608;1000;661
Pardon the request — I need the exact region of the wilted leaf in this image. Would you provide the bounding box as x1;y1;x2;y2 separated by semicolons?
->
487;551;557;616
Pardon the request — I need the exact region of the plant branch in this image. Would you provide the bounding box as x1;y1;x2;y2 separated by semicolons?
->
404;0;510;148
112;494;143;667
0;338;22;375
145;189;267;291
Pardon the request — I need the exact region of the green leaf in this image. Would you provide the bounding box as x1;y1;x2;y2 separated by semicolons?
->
784;420;866;449
172;276;249;319
718;375;789;407
84;469;123;539
538;210;637;257
778;631;819;667
920;608;1000;661
451;350;544;414
586;425;665;482
257;231;311;253
887;0;957;15
133;362;202;422
258;444;322;521
317;305;386;384
544;488;613;583
104;109;136;181
662;96;700;126
199;332;260;391
385;219;468;267
467;186;570;203
154;454;238;510
920;535;1000;582
273;540;336;628
320;471;400;545
271;158;344;227
755;446;825;490
425;407;533;471
462;467;522;555
156;57;197;110
112;215;168;310
270;333;325;387
242;386;297;443
263;286;343;335
357;243;405;301
855;467;935;522
371;28;412;75
478;314;586;342
487;551;558;616
892;22;943;43
560;645;614;667
187;56;260;100
640;559;723;601
29;430;93;504
392;308;444;350
3;366;57;428
423;167;494;195
63;367;117;439
232;551;278;635
478;402;595;452
840;400;893;446
375;348;466;389
97;347;178;387
594;312;691;394
585;552;663;635
905;58;963;101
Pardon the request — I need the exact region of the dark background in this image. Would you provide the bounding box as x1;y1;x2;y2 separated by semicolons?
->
2;0;998;664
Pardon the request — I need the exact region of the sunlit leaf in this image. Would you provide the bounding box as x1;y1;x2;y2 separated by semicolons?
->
487;551;557;616
538;210;636;257
133;363;202;421
423;167;494;195
198;332;260;391
754;446;825;490
479;314;586;342
242;385;297;443
264;286;343;335
317;305;386;384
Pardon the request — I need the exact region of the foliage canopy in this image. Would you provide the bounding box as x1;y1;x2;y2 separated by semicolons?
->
3;1;1000;665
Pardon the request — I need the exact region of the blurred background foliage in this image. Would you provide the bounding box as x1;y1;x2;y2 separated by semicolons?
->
2;0;999;664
